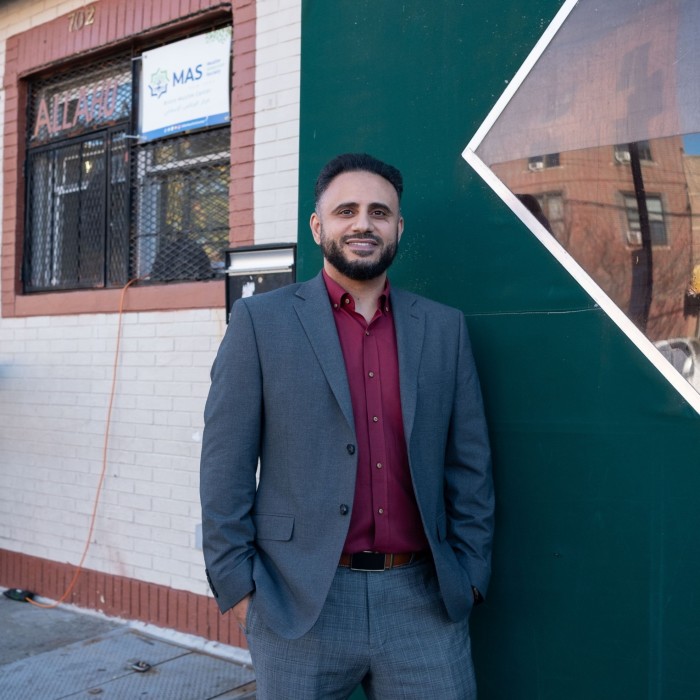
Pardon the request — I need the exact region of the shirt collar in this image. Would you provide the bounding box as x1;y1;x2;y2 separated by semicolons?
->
322;269;391;314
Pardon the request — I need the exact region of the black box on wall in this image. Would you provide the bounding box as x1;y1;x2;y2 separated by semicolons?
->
224;244;296;322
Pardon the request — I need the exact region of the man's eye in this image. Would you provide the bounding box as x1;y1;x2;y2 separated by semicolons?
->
372;210;387;217
338;209;353;215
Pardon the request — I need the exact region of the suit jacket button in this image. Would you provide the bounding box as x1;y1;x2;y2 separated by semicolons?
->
346;444;356;455
339;504;349;515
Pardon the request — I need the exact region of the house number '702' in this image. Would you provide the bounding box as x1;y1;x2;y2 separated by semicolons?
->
68;6;96;31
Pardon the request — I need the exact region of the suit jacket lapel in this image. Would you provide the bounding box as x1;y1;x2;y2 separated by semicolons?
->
292;273;356;433
392;287;424;443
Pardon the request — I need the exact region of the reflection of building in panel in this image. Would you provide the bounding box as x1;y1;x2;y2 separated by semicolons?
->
492;134;696;341
685;154;700;331
476;1;690;167
684;155;700;287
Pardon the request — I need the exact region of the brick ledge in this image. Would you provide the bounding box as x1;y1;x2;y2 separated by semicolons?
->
0;549;246;649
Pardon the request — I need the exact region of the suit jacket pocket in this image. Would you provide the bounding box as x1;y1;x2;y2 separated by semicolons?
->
253;513;294;541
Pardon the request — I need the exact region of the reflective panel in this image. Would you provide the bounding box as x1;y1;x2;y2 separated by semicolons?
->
466;0;700;403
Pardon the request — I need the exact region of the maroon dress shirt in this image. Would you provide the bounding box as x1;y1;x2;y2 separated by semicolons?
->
323;271;429;554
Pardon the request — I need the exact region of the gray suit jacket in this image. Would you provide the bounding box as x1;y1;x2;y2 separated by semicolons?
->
200;272;494;639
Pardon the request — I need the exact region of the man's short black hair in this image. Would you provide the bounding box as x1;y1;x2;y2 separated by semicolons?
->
314;153;403;206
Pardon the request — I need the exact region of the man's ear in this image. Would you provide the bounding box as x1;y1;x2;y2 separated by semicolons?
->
397;215;405;242
310;212;322;244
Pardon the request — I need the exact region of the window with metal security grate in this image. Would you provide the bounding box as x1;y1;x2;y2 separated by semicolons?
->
23;47;231;293
132;129;230;284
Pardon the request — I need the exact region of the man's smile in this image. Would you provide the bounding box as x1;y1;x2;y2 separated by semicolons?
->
343;235;380;254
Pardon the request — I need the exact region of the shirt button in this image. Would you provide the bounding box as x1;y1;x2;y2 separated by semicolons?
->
368;371;374;378
372;416;378;423
378;508;384;515
376;462;382;469
346;444;356;455
333;303;338;309
365;331;370;336
344;298;350;304
340;504;349;515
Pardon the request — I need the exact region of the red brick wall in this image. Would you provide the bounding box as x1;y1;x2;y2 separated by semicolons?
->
2;0;256;318
491;135;696;340
0;549;248;649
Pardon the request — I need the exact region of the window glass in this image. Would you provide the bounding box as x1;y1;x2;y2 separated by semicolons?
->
623;194;667;247
528;153;560;170
615;141;652;163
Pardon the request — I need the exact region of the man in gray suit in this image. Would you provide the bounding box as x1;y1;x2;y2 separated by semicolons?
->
200;153;494;699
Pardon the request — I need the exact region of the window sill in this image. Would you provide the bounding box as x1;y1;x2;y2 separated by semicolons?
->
10;279;224;317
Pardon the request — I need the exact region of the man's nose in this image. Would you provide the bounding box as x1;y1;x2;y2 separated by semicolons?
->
352;210;373;232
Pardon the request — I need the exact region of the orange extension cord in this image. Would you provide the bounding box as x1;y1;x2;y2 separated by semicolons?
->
28;278;140;609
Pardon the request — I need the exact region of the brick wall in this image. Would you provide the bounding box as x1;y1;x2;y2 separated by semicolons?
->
0;550;247;648
254;0;301;244
0;308;226;604
491;135;696;340
0;0;302;649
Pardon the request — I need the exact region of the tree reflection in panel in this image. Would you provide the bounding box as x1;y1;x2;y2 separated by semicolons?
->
474;0;700;394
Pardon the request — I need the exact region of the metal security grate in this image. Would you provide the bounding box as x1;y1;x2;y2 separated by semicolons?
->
131;128;231;283
24;57;132;292
28;56;132;147
24;128;130;291
23;52;231;293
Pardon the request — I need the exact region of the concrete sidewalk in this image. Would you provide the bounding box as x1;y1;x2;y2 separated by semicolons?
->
0;591;256;699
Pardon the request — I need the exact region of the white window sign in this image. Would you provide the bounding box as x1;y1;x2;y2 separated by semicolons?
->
139;27;231;142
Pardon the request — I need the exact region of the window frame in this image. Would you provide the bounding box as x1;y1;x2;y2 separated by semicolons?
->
528;152;561;171
535;190;566;239
614;141;653;164
22;40;233;296
2;2;252;318
23;125;131;293
621;192;668;247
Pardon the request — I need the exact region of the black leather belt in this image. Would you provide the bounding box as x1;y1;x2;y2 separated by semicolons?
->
338;551;427;571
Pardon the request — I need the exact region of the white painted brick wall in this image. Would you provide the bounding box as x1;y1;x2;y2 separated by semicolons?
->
0;0;302;600
254;0;302;245
0;309;227;595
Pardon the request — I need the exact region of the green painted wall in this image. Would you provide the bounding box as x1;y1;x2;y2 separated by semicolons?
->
298;2;700;698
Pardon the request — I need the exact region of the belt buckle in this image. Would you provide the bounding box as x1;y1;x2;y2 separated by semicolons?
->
350;551;386;571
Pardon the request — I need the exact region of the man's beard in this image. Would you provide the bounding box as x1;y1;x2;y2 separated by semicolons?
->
319;231;399;281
